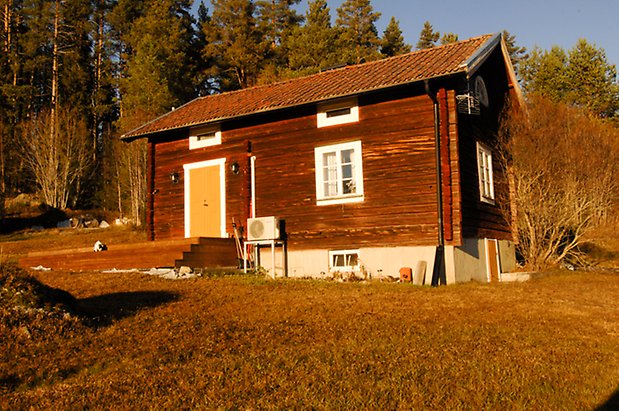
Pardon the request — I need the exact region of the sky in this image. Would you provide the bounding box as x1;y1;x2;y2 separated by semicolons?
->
194;0;619;67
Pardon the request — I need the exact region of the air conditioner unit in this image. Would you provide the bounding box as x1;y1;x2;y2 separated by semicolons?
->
247;216;280;241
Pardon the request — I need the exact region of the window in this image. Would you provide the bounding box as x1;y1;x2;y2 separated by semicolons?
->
317;98;359;128
477;142;495;204
329;250;360;272
189;124;221;150
314;141;364;205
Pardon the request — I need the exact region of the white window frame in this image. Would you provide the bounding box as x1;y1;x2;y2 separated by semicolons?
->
317;97;359;128
329;249;360;272
314;140;364;206
189;124;222;150
477;142;495;204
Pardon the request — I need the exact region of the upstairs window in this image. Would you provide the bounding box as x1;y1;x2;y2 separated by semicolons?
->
317;98;359;128
314;140;364;206
189;124;222;150
477;142;495;204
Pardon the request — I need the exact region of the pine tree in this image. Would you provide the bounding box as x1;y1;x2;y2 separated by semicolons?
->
202;0;265;90
119;0;197;122
440;32;458;45
416;21;439;50
256;0;302;49
114;0;198;223
286;0;338;74
255;0;303;83
380;16;411;57
335;0;381;65
520;46;569;102
520;40;619;119
193;1;217;96
501;30;527;75
567;39;619;118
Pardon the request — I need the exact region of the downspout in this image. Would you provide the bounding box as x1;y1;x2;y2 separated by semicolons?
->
250;155;256;218
425;80;446;286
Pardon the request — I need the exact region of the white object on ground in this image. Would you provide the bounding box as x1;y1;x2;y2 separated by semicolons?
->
99;267;201;280
101;268;140;273
93;240;106;252
31;265;52;271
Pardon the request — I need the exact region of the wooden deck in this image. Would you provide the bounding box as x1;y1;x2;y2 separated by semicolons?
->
19;237;239;272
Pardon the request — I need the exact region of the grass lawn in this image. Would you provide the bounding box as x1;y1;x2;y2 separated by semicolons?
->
1;266;618;409
0;225;146;262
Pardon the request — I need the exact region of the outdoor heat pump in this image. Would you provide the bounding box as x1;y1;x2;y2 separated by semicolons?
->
247;216;280;241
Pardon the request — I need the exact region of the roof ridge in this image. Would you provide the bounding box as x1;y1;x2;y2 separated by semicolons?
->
201;33;496;98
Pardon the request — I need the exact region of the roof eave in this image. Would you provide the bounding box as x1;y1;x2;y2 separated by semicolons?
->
121;71;468;141
460;32;502;78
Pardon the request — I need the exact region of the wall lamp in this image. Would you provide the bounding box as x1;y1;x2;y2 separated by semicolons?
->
230;161;240;175
169;172;179;184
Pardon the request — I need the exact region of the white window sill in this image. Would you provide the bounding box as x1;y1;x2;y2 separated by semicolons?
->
316;195;364;206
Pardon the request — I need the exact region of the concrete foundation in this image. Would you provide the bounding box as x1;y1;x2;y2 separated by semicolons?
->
257;238;516;284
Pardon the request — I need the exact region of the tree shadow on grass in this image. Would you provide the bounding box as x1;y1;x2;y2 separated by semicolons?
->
596;387;619;410
77;291;179;327
0;206;68;234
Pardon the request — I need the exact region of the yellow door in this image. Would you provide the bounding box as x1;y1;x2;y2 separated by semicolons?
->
486;239;500;282
188;164;221;237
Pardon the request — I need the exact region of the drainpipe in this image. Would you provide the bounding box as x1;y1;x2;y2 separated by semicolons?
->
250;155;256;218
425;80;445;286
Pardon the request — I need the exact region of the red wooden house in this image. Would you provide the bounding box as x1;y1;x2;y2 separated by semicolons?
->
122;33;522;283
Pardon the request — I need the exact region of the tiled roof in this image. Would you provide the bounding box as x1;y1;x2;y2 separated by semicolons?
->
122;34;495;140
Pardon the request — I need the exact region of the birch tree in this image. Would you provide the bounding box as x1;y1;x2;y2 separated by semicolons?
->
20;107;92;209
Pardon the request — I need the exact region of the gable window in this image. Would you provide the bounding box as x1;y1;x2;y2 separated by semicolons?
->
317;98;359;128
329;249;360;272
477;142;495;204
189;124;222;150
314;140;364;205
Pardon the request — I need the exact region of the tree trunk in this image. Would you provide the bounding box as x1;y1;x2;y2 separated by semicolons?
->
51;0;60;140
3;1;11;53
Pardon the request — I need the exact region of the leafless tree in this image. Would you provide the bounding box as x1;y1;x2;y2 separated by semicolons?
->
499;94;619;270
20;107;93;209
117;139;147;226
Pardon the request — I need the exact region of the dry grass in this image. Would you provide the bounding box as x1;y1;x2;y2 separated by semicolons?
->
1;266;618;410
0;225;146;261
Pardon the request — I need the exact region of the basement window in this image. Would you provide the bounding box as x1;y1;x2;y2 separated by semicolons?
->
189;124;222;150
317;98;359;128
329;249;360;272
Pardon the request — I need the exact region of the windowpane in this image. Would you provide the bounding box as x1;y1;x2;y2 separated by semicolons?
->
347;253;358;267
326;107;351;118
333;254;345;267
322;152;338;196
197;132;216;141
341;149;353;164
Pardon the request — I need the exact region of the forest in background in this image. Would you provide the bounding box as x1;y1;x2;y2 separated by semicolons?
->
1;0;618;268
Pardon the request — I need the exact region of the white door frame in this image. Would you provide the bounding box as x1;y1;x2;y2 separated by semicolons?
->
183;158;226;238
